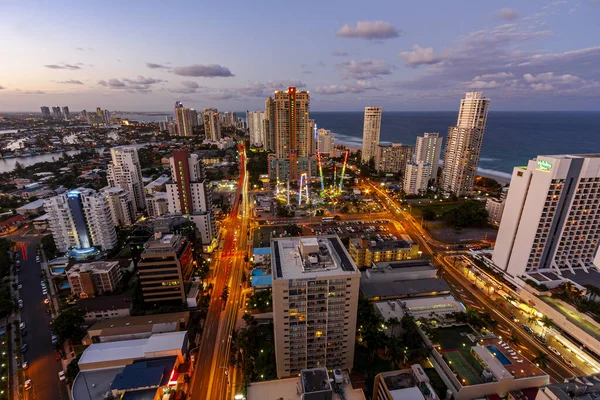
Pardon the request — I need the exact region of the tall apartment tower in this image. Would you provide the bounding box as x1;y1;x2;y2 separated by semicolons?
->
203;108;221;141
107;146;146;212
271;235;360;378
247;111;266;148
263;97;276;152
272;87;311;181
40;106;51;119
101;187;135;226
62;106;70;121
52;106;62;120
44;188;117;252
174;101;194;137
493;154;600;279
361;107;382;164
441;92;490;195
317;129;335;155
403;161;432;195
374;143;412;177
166;149;217;247
414;132;443;183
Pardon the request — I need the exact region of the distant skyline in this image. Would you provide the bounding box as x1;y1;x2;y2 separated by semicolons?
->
0;0;599;112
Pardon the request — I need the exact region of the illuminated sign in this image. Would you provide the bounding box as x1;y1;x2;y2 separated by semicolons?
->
537;160;552;172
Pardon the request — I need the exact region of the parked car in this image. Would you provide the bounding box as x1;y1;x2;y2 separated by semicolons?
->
21;361;29;370
18;300;23;309
21;344;28;353
21;329;27;337
44;298;50;304
17;284;22;290
549;346;561;356
58;371;66;381
36;256;41;263
522;324;534;334
24;379;32;391
55;351;62;361
534;334;547;344
51;334;58;344
19;322;25;330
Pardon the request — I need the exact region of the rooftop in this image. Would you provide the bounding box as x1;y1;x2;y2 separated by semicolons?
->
144;174;170;190
142;233;186;256
78;295;132;313
301;368;331;393
87;312;189;334
360;277;450;300
537;374;600;400
110;357;176;391
351;235;415;251
271;235;359;280
72;367;125;400
16;198;46;211
67;260;120;275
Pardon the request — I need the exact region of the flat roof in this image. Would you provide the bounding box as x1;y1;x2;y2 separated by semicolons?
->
78;295;132;313
301;368;331;393
360;278;450;299
390;386;426;400
372;260;435;271
16;199;46;210
88;312;189;332
72;367;125;400
271;235;359;280
144;174;170;189
110;357;176;391
79;331;186;367
351;237;414;251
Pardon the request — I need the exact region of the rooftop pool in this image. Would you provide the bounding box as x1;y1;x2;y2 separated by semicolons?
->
486;345;512;365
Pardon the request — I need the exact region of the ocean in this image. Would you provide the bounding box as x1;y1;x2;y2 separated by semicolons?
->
110;111;600;181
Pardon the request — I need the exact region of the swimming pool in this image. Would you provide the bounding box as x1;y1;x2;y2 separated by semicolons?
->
59;283;70;290
53;267;65;273
486;345;512;365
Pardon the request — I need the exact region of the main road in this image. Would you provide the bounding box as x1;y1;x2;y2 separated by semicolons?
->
365;179;580;383
11;234;68;400
190;143;250;400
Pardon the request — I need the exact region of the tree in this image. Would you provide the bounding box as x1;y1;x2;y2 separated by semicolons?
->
584;284;600;301
52;308;86;344
387;338;404;369
507;335;520;347
540;316;555;337
388;317;401;337
242;313;257;328
527;316;539;326
65;354;82;382
441;200;489;229
532;352;550;369
422;208;437;221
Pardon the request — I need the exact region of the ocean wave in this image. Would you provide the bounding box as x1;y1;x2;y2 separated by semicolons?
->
479;157;498;162
477;167;512;182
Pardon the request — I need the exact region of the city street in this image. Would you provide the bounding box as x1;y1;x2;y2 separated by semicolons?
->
190;143;250;400
12;235;67;400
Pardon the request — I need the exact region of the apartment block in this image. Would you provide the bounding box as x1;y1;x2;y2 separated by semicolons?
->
404;161;432;195
375;143;412;177
67;260;122;297
349;236;420;268
137;233;194;304
486;187;508;227
361;107;382;164
271;235;360;378
203;108;221;141
107;146;146;212
101;187;135;226
415;132;443;183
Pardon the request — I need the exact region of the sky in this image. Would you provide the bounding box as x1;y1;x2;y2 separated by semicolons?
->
0;0;599;112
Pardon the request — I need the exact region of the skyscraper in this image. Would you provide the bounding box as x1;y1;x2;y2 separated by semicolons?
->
374;143;412;177
361;107;382;164
264;97;276;151
62;106;70;121
493;154;600;279
247;111;266;148
271;235;360;378
107;146;146;212
44;188;117;252
272;86;311;181
203;108;221;141
96;107;104;124
101;187;135;226
441;92;490;195
166;149;217;247
414;132;443;183
40;106;51;119
52;106;62;120
317;128;335;155
403;161;432;195
174;101;194;137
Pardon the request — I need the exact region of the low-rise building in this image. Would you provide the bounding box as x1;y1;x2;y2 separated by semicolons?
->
373;365;438;400
536;374;600;400
253;247;271;265
146;192;169;218
375;143;413;176
77;295;132;322
15;198;46;215
349;235;420;268
67;260;122;297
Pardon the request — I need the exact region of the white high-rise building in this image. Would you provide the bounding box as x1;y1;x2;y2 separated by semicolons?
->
492;154;600;279
414;132;443;183
403;161;432;195
166;149;217;247
101;187;135;226
107;146;146;212
361;107;382;164
203;108;221;141
44;188;117;252
486;187;508;227
271;235;360;378
441;92;490;195
317;128;335;155
247;111;266;148
146;192;169;218
174;101;194;137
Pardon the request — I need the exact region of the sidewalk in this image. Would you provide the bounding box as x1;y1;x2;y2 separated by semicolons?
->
9;250;23;400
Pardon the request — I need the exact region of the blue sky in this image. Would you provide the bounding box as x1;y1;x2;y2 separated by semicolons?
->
0;0;599;111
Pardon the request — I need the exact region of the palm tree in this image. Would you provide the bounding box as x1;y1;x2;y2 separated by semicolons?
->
388;317;401;337
507;335;520;347
584;284;600;301
532;352;550;369
387;338;404;369
527;316;539;326
540;316;555;337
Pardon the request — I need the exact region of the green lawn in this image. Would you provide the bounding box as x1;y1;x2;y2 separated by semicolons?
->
410;203;460;220
424;368;448;398
435;326;476;350
434;325;484;385
444;350;483;385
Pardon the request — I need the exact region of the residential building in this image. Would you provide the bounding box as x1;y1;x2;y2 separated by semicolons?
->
486;187;508;227
264;96;276;151
67;260;122;297
166;149;217;246
360;260;450;301
190;108;198;127
158;120;168;131
271;235;360;378
203;108;221;141
146;192;169;218
536;374;600;400
174;101;194;137
375;143;412;176
52;106;62;120
247;111;266;148
62;106;70;120
44;188;117;252
272;87;312;181
373;365;438;400
137;233;194;304
84;312;189;344
247;368;366;400
40;106;51;119
144;174;170;195
361;107;382;164
441;92;490;195
77;295;132;322
415;132;443;183
404;161;432;195
107;146;146;212
349;235;420;268
101;186;135;226
317;128;335;155
493;154;600;280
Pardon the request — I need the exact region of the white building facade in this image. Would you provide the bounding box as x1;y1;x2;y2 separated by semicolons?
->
101;187;135;226
403;161;432;195
414;132;443;183
247;111;266;148
361;107;382;164
106;146;146;212
493;155;600;278
317;128;335;155
203;108;221;141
